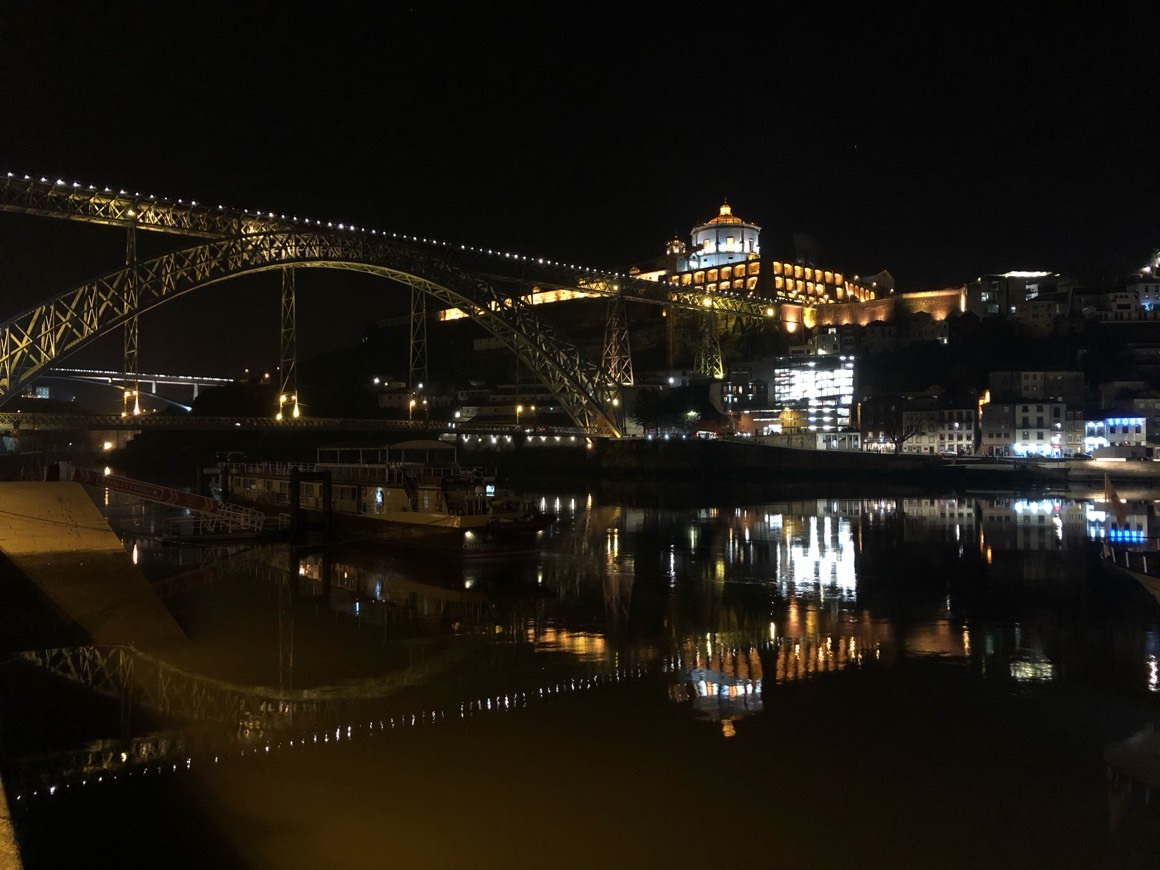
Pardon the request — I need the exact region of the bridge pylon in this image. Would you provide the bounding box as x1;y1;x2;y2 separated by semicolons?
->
602;295;634;386
277;267;300;420
693;309;724;380
122;226;141;417
409;285;428;395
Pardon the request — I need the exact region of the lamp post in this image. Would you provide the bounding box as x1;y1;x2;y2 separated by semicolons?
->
516;403;523;427
408;397;417;421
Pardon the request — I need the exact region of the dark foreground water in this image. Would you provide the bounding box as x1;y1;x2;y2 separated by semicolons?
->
3;485;1160;868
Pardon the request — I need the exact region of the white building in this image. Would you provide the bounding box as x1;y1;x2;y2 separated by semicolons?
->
685;202;761;270
1085;416;1148;457
901;407;977;455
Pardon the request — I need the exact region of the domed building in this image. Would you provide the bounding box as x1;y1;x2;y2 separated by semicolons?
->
686;202;761;271
631;200;882;312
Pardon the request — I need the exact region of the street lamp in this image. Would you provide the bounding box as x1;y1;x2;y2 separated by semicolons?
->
516;403;524;427
408;397;417;421
275;393;299;421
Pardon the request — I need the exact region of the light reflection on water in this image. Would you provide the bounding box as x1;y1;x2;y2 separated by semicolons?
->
5;487;1160;865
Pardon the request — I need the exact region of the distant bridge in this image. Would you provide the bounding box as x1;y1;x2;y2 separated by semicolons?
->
0;173;795;437
0;409;587;438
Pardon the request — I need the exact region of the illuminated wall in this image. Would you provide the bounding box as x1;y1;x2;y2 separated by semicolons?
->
813;287;965;328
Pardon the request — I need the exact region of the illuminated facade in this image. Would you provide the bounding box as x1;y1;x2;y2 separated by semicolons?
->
725;355;856;436
633;202;883;309
1085;416;1147;454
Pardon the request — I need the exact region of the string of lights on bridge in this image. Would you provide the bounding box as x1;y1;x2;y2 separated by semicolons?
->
6;172;634;282
9;663;655;804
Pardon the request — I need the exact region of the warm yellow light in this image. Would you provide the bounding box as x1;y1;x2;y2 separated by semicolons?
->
702;296;713;307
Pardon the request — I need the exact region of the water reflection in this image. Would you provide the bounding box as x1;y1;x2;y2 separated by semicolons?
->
7;487;1160;864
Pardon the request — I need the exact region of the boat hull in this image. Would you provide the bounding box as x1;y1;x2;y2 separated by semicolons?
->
1099;545;1160;605
228;497;552;559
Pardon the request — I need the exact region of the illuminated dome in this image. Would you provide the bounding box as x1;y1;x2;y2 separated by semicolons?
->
705;202;743;225
688;200;760;270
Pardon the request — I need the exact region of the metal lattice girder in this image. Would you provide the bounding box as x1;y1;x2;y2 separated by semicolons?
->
0;173;296;237
454;251;787;320
0;232;623;435
409;285;428;392
602;294;634;385
123;226;140;415
694;311;724;380
278;267;298;419
0;174;800;319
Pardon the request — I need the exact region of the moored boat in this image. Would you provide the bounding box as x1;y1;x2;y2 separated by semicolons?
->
1096;473;1160;605
1099;543;1160;606
215;439;556;558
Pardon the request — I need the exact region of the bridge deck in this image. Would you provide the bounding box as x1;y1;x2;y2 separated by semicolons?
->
0;482;187;651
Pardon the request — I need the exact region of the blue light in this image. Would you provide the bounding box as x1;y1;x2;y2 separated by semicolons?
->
1109;528;1147;544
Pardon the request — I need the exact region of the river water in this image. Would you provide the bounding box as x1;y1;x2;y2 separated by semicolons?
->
3;482;1160;868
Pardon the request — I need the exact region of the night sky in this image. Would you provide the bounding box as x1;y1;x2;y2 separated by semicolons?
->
1;1;1158;375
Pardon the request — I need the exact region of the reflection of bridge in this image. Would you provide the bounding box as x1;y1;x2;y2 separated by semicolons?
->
0;173;798;437
6;642;655;799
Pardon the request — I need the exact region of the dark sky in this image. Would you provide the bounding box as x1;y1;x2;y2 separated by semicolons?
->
1;1;1158;375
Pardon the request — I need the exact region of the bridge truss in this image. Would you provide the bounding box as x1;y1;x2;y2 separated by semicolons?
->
0;174;791;436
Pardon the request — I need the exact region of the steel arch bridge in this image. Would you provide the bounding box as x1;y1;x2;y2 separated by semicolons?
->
0;173;790;436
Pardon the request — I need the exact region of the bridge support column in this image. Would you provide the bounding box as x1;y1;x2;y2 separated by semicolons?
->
278;267;299;420
409;285;428;396
602;295;634;386
694;311;724;380
122;226;141;417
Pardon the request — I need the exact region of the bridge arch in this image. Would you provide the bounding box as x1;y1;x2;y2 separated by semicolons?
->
0;231;622;435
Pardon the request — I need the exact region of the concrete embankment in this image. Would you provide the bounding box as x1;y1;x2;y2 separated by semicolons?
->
0;482;187;650
0;481;193;868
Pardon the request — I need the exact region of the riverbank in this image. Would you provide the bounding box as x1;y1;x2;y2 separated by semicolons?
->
480;437;1076;493
112;428;1160;499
